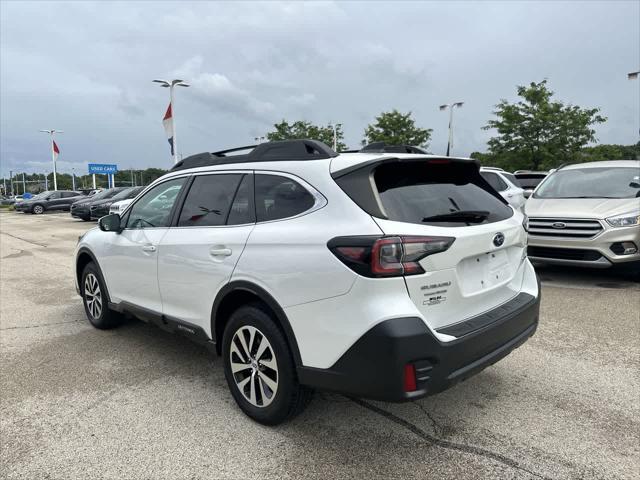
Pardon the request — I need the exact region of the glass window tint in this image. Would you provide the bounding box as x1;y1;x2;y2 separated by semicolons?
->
374;162;513;227
48;192;61;199
502;173;519;187
228;175;255;225
255;174;315;222
126;177;186;229
480;172;508;192
178;174;242;227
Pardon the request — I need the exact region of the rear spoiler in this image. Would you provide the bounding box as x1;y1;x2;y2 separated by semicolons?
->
331;155;480;179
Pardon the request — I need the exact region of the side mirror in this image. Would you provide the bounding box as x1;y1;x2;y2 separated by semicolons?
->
98;214;122;233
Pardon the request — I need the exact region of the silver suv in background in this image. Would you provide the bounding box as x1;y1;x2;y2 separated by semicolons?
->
525;160;640;273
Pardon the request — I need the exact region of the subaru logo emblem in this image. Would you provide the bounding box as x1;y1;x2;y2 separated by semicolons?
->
552;222;566;229
493;232;505;247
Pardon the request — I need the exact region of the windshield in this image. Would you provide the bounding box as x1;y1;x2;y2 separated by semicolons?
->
534;167;640;199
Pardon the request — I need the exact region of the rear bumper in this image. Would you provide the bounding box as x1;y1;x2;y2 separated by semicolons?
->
298;287;540;402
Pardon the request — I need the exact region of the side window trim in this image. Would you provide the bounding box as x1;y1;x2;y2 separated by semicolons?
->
225;173;255;226
252;170;327;224
170;175;195;227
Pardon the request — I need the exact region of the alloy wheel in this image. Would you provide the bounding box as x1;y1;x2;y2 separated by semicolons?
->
229;325;279;408
33;205;44;214
84;273;102;319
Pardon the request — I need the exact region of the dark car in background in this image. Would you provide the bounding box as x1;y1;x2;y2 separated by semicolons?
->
70;188;126;221
15;190;84;214
514;171;548;198
89;186;144;220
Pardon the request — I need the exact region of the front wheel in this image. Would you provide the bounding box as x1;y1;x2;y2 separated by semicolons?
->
32;204;44;214
222;305;313;425
81;262;121;329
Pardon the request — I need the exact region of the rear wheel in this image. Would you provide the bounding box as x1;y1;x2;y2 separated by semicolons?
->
222;304;312;425
81;262;121;329
32;204;44;214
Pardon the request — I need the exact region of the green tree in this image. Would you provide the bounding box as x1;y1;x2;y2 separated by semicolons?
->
266;120;347;151
483;80;606;170
364;109;432;148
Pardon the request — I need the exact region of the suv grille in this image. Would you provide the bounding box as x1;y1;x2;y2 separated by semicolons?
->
527;246;602;261
528;218;603;238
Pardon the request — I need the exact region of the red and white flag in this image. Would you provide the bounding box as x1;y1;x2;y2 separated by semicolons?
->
162;103;174;155
53;140;60;161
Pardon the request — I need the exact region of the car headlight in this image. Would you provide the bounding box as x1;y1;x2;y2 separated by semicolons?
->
606;211;640;228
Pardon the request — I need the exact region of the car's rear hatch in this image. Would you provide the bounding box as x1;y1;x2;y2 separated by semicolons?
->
332;155;528;332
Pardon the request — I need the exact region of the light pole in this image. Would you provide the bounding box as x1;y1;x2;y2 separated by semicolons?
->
629;71;639;138
439;102;464;156
72;167;76;191
153;79;190;164
39;129;63;190
329;123;342;151
254;136;265;144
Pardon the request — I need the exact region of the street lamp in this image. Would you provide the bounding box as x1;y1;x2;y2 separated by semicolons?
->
39;129;63;190
329;123;342;151
254;136;265;144
153;79;190;164
439;102;464;156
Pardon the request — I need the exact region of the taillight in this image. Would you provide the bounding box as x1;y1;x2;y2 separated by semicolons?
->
329;235;454;278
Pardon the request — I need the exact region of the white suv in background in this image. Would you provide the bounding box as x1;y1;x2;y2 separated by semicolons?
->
480;167;526;211
75;140;540;425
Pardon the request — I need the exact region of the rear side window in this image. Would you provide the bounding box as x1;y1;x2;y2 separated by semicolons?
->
178;174;243;227
255;174;315;222
502;172;519;187
480;172;508;192
373;162;513;227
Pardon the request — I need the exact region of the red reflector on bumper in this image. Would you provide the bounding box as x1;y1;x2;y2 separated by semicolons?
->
404;364;417;392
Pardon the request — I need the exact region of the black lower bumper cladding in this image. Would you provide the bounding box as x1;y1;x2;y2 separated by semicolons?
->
298;289;540;402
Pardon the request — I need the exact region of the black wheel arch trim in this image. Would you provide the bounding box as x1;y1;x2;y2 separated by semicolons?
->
211;280;303;367
75;247;112;304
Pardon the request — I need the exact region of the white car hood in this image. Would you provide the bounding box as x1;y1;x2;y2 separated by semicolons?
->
525;197;638;220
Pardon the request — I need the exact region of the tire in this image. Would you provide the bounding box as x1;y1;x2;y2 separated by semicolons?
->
80;262;121;329
222;304;313;425
32;204;44;214
82;218;91;222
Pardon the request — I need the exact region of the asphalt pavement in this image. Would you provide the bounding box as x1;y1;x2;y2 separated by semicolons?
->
1;211;638;479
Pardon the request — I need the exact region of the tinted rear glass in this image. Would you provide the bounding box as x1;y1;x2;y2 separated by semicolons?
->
515;174;546;189
480;172;507;191
374;162;513;227
255;174;315;222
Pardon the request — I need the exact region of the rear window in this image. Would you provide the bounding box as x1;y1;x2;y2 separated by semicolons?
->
480;172;508;192
515;174;546;189
373;162;513;227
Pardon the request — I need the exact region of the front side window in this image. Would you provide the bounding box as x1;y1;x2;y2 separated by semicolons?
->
255;174;315;222
178;174;243;227
126;177;186;229
534;167;640;199
48;192;61;200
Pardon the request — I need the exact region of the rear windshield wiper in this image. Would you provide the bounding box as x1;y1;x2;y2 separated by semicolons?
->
422;210;490;223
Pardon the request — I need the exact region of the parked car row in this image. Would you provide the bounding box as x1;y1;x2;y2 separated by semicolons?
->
13;186;143;220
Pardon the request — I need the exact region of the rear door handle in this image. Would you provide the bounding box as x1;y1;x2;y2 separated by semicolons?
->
142;244;156;252
210;247;232;257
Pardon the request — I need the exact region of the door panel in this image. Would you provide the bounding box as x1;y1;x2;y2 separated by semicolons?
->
158;172;254;334
101;176;188;313
103;228;169;312
158;225;254;332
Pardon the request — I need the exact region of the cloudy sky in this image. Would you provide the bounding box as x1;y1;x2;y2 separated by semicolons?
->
1;1;638;174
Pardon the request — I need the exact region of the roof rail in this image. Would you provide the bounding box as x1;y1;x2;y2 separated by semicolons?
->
359;142;428;154
171;139;338;171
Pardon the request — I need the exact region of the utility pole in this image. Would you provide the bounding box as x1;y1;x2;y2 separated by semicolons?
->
153;79;190;164
39;129;63;190
439;102;464;156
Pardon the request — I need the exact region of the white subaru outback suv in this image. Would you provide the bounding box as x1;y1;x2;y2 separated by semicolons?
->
75;140;540;425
